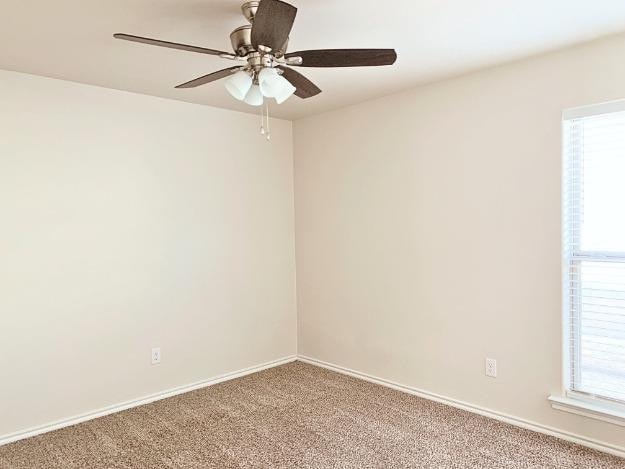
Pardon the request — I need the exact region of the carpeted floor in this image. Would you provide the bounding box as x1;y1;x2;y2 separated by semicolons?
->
0;361;623;468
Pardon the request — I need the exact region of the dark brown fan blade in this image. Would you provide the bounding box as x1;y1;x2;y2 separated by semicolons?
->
285;49;397;67
114;33;232;57
175;67;242;89
251;0;297;53
278;66;321;99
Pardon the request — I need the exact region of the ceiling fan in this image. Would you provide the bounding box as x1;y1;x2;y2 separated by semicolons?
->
114;0;397;107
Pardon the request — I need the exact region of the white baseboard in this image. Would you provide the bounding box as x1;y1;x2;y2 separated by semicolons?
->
4;354;623;459
297;355;625;459
0;355;296;447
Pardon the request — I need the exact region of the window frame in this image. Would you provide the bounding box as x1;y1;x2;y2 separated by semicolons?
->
551;99;625;425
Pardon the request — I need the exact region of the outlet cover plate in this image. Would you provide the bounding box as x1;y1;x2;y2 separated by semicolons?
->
152;347;161;365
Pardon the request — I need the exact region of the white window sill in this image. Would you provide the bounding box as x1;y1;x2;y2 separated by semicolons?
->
549;395;625;427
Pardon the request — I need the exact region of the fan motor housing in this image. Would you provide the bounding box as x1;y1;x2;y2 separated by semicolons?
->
230;25;253;56
230;24;289;58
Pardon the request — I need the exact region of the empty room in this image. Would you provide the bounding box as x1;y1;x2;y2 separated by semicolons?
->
2;0;625;467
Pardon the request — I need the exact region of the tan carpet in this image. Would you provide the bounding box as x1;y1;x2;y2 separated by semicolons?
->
0;361;623;468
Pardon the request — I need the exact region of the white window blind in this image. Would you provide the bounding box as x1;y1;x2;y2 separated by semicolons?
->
563;103;625;405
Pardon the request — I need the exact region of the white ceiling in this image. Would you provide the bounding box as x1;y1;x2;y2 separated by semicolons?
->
3;0;625;120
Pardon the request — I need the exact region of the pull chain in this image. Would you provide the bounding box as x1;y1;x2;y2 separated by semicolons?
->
265;103;271;141
259;102;271;141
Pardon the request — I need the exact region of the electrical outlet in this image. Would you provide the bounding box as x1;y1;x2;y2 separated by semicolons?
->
485;358;497;378
151;347;161;365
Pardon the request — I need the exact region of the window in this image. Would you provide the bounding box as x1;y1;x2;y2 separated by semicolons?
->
563;101;625;408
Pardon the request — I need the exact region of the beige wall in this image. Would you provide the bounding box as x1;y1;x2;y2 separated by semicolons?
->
0;70;296;437
294;34;625;448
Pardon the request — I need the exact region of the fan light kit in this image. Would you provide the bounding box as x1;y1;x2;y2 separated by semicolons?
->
114;0;397;139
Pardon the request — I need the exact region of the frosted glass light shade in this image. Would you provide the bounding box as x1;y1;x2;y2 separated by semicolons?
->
244;85;264;106
258;68;281;98
273;77;296;104
259;68;296;103
224;71;253;101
